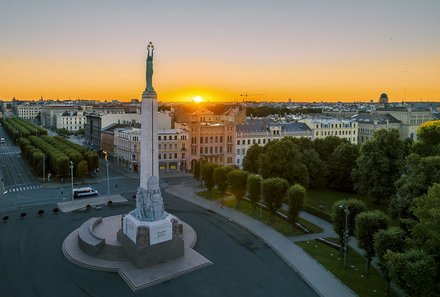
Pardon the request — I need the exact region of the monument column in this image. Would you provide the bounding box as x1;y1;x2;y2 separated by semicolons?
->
140;42;159;189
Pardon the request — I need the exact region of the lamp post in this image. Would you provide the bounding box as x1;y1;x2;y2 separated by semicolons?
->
339;204;350;268
103;151;110;196
42;154;45;182
259;176;263;221
70;161;74;201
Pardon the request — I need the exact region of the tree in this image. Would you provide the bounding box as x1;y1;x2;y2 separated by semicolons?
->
302;149;327;188
385;249;437;297
214;166;231;194
247;174;262;214
202;162;217;198
259;138;309;187
352;129;405;203
410;183;440;254
287;184;306;224
391;155;440;221
313;136;346;162
57;128;70;138
193;160;200;180
243;144;263;174
332;199;367;251
327;143;359;192
417;120;440;146
355;210;389;273
76;160;89;183
262;177;289;223
374;227;406;295
227;169;249;209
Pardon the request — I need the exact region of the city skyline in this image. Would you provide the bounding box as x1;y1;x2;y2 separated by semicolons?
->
1;0;440;102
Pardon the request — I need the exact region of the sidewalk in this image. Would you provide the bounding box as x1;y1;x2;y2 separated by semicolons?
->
166;181;356;297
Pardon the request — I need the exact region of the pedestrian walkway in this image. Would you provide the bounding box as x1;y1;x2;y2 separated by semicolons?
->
166;182;356;297
4;184;43;194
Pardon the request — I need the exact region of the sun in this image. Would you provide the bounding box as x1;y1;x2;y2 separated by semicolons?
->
193;95;203;103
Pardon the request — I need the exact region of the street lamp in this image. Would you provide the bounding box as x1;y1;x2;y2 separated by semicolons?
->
259;176;263;221
42;154;45;182
339;204;350;268
104;151;110;196
70;161;74;201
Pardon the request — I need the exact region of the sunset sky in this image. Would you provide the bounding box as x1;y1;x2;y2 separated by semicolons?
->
1;0;440;102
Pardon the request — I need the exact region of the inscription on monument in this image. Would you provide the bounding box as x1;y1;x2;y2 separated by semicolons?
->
149;220;172;245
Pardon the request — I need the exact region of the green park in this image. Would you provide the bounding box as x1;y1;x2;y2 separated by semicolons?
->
195;120;440;297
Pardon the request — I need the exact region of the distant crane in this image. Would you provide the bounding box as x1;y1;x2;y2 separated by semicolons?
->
240;92;262;102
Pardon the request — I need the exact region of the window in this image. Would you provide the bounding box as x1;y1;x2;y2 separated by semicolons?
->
169;153;172;159
220;136;223;143
237;140;240;145
174;153;177;158
158;144;161;149
215;136;218;143
163;154;167;159
237;149;240;155
205;147;208;154
205;137;208;143
247;139;251;145
158;136;161;140
210;137;213;143
200;137;203;144
174;135;177;140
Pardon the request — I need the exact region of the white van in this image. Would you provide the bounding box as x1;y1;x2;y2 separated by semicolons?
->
73;187;99;199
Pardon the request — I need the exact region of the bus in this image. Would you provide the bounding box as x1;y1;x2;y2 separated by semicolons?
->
73;187;99;199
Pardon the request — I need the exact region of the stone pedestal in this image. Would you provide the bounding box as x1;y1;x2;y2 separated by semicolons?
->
117;213;184;268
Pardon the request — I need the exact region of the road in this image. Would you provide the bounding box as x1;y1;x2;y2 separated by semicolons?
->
0;190;318;297
0;124;318;297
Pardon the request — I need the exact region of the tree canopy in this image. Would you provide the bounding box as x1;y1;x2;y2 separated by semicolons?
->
352;129;405;203
227;169;249;209
355;210;389;273
259;139;309;187
287;184;306;223
262;177;289;221
243;144;263;174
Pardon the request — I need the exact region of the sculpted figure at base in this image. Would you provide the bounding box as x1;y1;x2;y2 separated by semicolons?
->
130;176;165;222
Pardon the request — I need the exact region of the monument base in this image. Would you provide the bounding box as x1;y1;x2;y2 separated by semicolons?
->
118;213;184;268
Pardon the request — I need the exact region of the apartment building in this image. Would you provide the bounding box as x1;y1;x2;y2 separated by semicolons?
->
235;118;312;167
299;117;358;144
173;104;245;170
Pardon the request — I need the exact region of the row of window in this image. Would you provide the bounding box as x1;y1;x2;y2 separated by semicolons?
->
158;152;185;160
315;123;356;129
317;130;356;136
199;135;224;144
237;138;268;146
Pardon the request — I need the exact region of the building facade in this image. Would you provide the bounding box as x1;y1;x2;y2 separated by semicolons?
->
235;119;312;167
55;111;86;131
113;127;189;173
16;104;41;119
299;117;358;144
376;107;433;141
352;113;401;144
173;104;246;170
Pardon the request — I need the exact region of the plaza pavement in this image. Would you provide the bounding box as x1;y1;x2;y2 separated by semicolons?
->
166;181;357;297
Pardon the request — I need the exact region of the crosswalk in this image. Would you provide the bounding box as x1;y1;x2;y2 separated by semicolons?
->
0;151;21;156
4;184;43;194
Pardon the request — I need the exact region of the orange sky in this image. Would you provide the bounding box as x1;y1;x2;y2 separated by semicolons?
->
1;1;440;103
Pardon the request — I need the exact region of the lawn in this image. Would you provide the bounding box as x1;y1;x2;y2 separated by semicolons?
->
297;239;396;297
306;188;390;215
197;189;323;236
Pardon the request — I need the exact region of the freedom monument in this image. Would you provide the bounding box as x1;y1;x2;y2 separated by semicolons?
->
63;43;211;291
